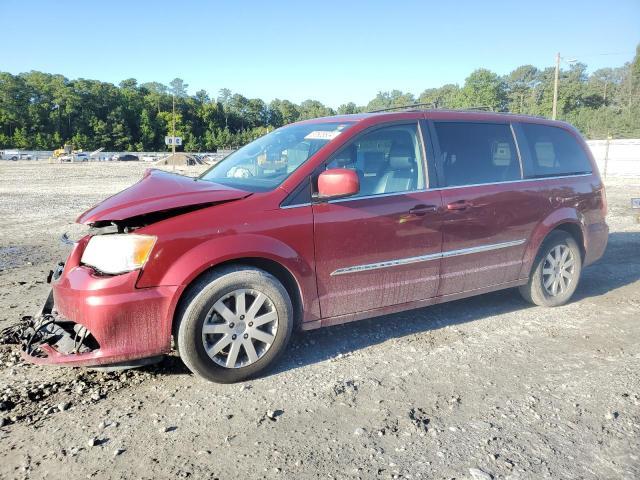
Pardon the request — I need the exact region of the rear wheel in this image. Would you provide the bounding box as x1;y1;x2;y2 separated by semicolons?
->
519;230;582;307
176;266;293;383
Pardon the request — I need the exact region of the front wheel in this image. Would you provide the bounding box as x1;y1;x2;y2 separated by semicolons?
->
176;266;293;383
519;231;582;307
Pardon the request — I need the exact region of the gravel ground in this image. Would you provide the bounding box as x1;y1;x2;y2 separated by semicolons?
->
0;161;639;480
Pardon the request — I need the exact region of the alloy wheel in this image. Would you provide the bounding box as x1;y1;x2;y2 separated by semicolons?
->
542;244;575;297
201;288;279;369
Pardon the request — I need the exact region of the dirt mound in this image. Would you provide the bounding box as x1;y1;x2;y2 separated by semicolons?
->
154;153;205;166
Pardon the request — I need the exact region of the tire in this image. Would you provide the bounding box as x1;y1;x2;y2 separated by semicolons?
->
519;230;582;307
176;265;294;383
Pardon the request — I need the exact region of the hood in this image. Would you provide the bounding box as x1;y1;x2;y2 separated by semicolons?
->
77;169;251;225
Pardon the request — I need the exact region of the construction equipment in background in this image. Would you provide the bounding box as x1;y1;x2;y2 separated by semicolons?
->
53;143;78;159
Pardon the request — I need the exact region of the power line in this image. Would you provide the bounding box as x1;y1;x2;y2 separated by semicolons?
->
562;51;635;59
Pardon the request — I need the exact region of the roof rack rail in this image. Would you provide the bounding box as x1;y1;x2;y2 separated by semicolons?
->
367;103;495;113
368;103;435;113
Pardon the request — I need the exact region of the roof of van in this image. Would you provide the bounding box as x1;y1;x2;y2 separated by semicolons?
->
295;110;573;129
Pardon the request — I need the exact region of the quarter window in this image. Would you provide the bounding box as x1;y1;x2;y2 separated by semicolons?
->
325;124;425;197
433;122;521;187
520;124;592;177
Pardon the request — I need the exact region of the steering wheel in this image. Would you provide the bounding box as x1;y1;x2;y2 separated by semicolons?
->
228;166;253;178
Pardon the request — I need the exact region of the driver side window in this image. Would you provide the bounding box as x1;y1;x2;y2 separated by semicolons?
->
325;123;425;198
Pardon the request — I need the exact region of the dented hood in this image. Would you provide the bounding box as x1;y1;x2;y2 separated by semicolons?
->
77;169;250;225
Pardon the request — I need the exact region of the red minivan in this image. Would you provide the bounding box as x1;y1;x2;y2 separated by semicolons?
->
22;110;608;382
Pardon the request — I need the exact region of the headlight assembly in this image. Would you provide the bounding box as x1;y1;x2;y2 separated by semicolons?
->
80;234;157;275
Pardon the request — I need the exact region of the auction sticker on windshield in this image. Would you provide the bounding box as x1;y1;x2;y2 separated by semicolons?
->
304;130;343;140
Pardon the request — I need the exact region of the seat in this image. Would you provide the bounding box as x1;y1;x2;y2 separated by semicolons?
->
373;145;417;194
361;151;387;195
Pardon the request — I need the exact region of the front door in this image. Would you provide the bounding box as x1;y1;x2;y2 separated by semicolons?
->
312;122;443;319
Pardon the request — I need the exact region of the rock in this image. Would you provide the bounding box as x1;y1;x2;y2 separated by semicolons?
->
469;467;493;480
605;411;619;420
354;427;366;436
113;448;125;456
0;417;6;427
87;437;98;447
266;409;283;421
58;402;71;412
161;426;177;433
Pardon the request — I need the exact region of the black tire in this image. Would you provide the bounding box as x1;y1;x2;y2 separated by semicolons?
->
176;265;293;383
519;230;582;307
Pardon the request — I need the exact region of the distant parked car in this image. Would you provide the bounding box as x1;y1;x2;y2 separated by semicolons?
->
115;154;139;162
60;153;89;162
3;150;32;160
141;155;156;162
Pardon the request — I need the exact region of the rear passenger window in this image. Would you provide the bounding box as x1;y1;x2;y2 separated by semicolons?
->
433;122;521;187
520;124;592;177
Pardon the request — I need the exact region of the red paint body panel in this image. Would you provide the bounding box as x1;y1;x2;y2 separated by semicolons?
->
77;168;250;224
438;182;546;294
26;111;608;367
312;190;443;317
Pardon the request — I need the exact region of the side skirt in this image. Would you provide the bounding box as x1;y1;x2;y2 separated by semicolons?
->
299;278;528;331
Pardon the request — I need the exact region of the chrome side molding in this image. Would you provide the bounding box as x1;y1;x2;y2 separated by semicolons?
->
330;239;526;276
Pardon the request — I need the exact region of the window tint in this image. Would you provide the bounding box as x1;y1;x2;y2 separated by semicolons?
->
433;122;521;187
325;123;425;197
520;124;592;177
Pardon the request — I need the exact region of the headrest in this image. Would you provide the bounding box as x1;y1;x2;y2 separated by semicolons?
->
389;145;414;169
363;151;386;174
333;144;356;167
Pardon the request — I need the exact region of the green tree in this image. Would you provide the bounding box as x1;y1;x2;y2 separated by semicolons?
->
337;102;359;114
418;84;461;108
459;69;507;111
366;90;415;111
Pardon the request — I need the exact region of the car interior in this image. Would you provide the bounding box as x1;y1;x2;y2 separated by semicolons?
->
435;123;521;186
327;126;423;196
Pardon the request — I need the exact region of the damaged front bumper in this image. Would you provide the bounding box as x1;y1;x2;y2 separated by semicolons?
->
19;290;98;360
20;239;179;368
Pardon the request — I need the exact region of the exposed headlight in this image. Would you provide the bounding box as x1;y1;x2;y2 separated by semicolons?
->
81;234;157;275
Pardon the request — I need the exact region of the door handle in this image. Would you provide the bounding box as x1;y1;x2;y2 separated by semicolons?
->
409;204;438;215
446;200;474;211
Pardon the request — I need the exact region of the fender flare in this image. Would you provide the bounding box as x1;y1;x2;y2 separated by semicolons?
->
519;207;586;279
156;233;313;287
140;233;319;338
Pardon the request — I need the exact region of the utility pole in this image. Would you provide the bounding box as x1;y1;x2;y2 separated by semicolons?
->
552;52;560;120
172;93;176;156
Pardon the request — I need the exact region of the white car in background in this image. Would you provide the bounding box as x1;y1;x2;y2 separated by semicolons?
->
60;153;89;162
3;150;32;160
141;155;156;162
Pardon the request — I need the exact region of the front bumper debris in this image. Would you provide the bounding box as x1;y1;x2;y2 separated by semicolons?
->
19;290;99;360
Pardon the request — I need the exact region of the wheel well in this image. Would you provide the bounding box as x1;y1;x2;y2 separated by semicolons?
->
552;223;585;261
172;258;304;336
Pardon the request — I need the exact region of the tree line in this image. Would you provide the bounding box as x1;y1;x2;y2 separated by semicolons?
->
1;45;638;152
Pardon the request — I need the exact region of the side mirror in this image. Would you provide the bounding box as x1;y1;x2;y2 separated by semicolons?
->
316;168;360;201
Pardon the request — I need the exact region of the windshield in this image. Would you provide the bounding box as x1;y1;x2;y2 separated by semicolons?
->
199;122;354;191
